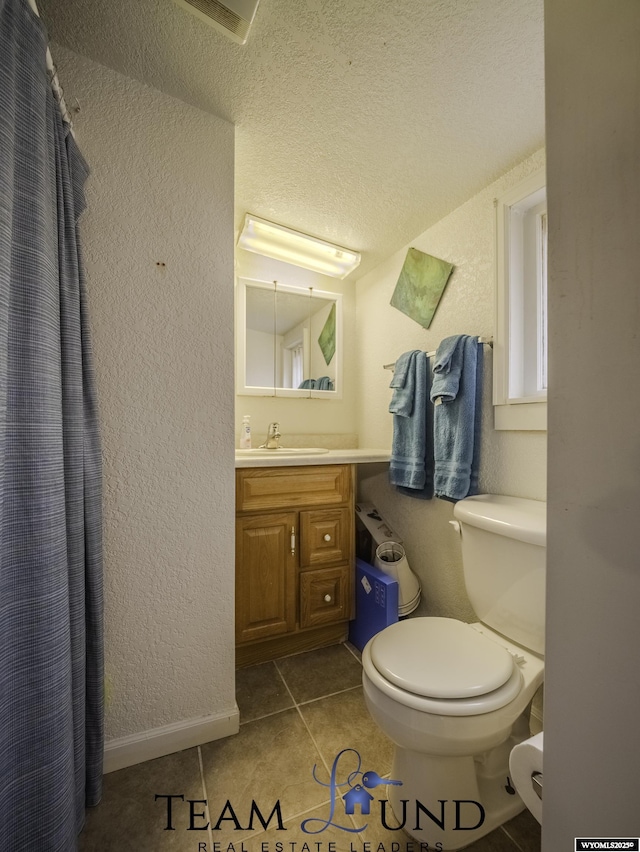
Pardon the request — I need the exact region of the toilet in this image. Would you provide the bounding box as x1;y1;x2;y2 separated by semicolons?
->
362;494;546;851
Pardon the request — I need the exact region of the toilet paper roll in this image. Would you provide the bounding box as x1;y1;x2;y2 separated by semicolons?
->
509;731;543;824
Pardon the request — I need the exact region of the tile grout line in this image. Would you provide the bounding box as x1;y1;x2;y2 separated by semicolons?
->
500;822;532;852
274;659;345;832
197;745;214;849
273;655;363;712
273;649;367;782
342;641;363;664
297;682;362;707
293;702;334;782
237;660;294;725
238;663;361;726
274;658;336;781
239;705;295;726
283;647;390;843
236;649;394;844
272;658;299;708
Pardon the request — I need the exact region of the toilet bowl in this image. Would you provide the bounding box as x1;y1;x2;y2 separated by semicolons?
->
361;495;546;851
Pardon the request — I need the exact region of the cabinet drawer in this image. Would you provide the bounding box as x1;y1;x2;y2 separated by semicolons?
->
300;565;350;629
300;508;351;567
236;465;352;513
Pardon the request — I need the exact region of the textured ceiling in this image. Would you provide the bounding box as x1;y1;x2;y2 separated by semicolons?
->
37;0;545;278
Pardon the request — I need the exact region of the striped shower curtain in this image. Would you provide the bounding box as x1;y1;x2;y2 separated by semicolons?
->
0;0;104;849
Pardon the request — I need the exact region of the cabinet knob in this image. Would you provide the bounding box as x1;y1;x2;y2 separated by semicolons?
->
323;534;332;542
324;594;332;603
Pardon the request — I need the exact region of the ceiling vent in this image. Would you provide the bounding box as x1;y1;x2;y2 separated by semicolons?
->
172;0;260;44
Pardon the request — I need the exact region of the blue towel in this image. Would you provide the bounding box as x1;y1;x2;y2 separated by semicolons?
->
298;377;334;390
389;351;433;498
430;335;482;501
389;350;418;416
430;335;466;402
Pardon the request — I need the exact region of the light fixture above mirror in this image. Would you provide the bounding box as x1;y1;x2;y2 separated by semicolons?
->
237;214;361;279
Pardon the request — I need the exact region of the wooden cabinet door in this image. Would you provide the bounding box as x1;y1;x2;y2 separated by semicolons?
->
236;512;297;644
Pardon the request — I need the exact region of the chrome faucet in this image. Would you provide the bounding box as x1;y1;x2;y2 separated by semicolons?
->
260;422;282;450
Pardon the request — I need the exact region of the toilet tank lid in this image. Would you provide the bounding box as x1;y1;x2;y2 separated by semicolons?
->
453;494;546;546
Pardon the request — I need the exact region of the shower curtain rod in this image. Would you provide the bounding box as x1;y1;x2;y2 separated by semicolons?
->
27;0;75;132
383;336;493;371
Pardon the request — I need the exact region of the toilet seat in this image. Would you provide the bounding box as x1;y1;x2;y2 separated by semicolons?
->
370;618;514;698
364;617;524;717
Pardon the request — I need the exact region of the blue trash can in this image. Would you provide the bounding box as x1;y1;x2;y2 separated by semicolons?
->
348;558;399;652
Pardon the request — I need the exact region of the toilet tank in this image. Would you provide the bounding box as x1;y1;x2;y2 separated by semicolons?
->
453;494;546;656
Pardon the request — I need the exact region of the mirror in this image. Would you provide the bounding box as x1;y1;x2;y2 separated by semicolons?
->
236;277;342;398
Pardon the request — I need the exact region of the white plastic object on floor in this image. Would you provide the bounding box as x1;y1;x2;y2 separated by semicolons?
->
374;541;421;616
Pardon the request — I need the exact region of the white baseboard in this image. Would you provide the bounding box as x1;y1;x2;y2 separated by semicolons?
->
103;706;240;773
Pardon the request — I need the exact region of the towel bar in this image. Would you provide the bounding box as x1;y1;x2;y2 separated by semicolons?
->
383;336;493;371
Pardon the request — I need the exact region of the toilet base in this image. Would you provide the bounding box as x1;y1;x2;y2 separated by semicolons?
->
385;720;530;851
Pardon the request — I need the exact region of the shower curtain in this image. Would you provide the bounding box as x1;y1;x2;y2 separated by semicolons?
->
0;0;104;850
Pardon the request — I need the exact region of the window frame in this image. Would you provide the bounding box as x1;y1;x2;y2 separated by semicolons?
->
493;167;547;431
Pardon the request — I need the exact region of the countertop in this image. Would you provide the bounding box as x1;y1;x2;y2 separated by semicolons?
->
234;448;391;468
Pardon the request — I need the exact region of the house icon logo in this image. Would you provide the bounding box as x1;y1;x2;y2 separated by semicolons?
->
342;783;374;815
300;748;402;833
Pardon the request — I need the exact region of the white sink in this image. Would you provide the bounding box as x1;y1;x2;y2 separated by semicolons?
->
236;447;329;457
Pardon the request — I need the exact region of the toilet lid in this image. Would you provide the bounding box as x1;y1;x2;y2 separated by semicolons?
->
369;618;515;699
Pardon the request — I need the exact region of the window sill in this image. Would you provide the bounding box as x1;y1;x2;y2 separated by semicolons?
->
494;400;547;431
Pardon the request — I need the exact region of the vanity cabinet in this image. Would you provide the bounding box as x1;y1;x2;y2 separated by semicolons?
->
235;464;355;667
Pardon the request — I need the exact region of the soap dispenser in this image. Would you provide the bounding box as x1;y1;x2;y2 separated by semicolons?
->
240;415;252;449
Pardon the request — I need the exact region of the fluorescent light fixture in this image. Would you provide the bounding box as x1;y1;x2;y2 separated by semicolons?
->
237;214;361;279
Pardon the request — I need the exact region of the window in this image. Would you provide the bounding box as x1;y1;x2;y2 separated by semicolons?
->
283;341;304;389
494;167;547;431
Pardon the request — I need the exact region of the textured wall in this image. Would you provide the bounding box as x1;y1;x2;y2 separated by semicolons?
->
356;150;547;620
52;46;236;740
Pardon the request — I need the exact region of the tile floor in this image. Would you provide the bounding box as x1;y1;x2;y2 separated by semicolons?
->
79;643;541;852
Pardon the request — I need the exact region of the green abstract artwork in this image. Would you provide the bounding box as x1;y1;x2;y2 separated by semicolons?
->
390;247;454;329
318;303;336;365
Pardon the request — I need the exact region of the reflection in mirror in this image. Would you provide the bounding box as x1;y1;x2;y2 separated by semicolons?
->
237;278;342;398
243;284;276;388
